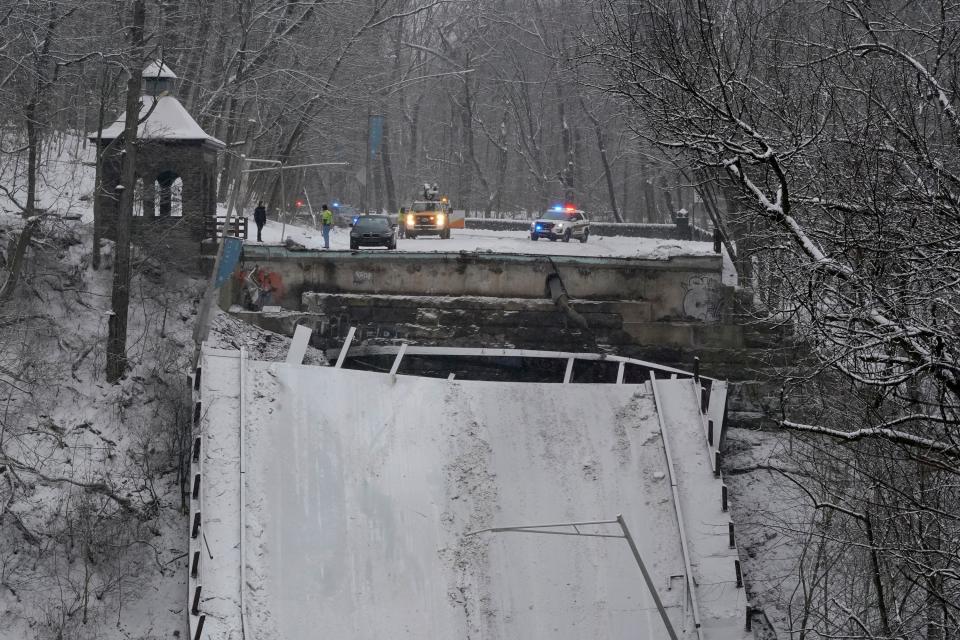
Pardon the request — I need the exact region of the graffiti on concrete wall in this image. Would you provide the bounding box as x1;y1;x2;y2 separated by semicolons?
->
681;275;726;322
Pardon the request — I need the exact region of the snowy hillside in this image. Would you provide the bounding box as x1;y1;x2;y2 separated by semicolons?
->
0;142;321;639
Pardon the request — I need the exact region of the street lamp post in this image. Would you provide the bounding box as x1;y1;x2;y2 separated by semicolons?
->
242;161;350;242
467;515;681;640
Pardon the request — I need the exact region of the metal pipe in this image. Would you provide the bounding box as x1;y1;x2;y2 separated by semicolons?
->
466;516;680;639
617;515;680;640
280;163;286;241
546;273;589;330
239;348;248;638
649;371;704;636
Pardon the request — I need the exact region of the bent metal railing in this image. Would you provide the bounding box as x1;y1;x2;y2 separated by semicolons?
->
327;343;718;385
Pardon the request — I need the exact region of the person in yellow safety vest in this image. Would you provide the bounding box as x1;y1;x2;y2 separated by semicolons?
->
398;206;406;238
321;204;334;249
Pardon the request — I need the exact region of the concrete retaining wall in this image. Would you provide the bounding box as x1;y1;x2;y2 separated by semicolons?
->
235;246;728;322
464;218;714;240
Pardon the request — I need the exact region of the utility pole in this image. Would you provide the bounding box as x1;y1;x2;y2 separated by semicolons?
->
191;122;256;368
363;109;372;213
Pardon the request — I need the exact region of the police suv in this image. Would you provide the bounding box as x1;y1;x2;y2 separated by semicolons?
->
530;206;590;243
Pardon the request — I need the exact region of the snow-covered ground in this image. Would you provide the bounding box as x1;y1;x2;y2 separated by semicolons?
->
255;215;720;260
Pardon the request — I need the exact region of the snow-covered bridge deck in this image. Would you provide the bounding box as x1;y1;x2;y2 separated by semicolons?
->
189;346;750;640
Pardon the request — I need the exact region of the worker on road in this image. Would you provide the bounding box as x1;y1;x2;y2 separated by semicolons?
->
321;203;334;249
398;206;406;239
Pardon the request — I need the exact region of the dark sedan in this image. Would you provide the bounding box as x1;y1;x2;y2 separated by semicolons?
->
350;215;397;250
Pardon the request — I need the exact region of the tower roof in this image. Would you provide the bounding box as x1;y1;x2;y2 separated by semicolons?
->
143;60;177;79
91;95;224;148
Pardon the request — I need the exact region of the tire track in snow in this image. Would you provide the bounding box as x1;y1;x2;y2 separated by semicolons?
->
438;383;500;640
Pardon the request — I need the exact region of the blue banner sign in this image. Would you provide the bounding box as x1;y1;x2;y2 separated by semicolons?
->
369;114;384;159
215;236;244;288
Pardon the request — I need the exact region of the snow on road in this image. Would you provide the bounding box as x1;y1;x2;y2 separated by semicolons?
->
254;216;718;260
240;362;691;640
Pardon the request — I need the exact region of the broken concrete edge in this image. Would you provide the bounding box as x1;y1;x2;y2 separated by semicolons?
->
236;244;723;267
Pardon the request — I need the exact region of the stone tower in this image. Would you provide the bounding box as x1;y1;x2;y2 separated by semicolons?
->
90;60;225;270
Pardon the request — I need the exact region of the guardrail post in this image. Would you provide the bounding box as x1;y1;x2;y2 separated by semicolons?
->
713;227;722;253
194;614;206;640
708;419;714;446
722;485;728;512
193;401;201;425
191;551;200;578
714;451;722;477
693;356;700;382
192;437;201;462
193;367;201;391
745;605;753;631
728;522;735;548
701;386;709;414
735;560;743;588
191;585;202;615
191;512;201;539
192;474;201;500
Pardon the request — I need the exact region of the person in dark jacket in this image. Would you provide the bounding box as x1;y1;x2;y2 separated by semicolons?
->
253;201;267;242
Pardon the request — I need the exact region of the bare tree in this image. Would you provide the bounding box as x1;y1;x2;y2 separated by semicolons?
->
106;0;146;383
591;0;960;635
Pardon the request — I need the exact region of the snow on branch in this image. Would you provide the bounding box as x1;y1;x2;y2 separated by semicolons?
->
780;420;960;459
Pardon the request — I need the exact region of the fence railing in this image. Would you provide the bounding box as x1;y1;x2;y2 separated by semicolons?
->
204;215;248;240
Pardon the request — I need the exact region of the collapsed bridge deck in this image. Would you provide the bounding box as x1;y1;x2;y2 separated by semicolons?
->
189;346;750;639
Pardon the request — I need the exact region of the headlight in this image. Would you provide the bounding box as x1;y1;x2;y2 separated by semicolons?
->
406;213;415;226
555;223;564;231
531;222;536;230
436;213;445;226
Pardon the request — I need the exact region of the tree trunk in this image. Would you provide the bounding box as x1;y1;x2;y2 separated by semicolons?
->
581;98;621;222
25;103;39;216
91;69;116;271
409;95;422;185
106;0;145;384
181;1;212;110
381;116;397;213
0;218;40;301
556;84;575;203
